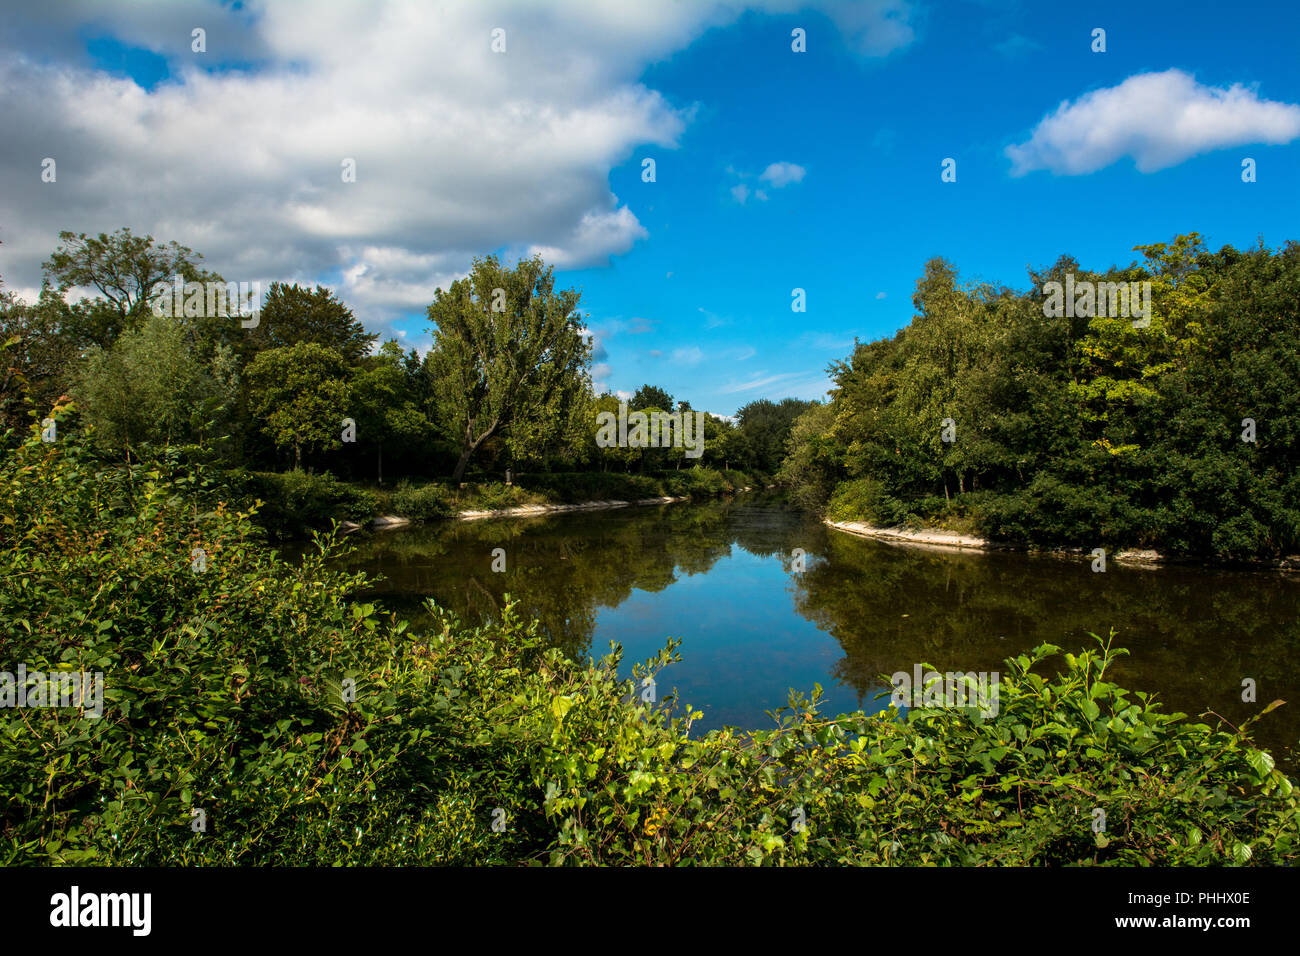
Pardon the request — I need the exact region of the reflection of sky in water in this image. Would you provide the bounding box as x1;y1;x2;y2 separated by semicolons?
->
336;498;1300;767
598;547;891;732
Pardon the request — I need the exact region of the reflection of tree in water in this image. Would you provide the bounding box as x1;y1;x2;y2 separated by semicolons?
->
330;500;1300;761
791;532;1300;762
339;501;740;660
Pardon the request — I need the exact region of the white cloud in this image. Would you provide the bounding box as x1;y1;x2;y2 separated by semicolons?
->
1006;69;1300;175
800;331;855;351
671;345;704;365
697;306;729;328
758;161;806;187
731;183;751;204
718;370;806;394
0;0;918;331
718;370;831;400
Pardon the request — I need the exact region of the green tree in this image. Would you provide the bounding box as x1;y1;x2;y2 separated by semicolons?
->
75;313;237;459
349;340;433;483
246;342;351;470
777;401;841;510
43;228;215;350
631;384;673;412
248;283;376;364
736;397;814;474
426;255;591;482
1;286;83;437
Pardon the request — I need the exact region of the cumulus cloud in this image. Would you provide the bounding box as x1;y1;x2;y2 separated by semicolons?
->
1006;69;1300;175
0;0;915;332
758;161;806;187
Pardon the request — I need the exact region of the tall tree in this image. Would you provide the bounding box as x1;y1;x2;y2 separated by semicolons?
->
245;343;351;470
75;313;237;460
736;397;815;474
349;340;433;483
248;283;376;364
43;228;214;350
631;384;673;411
426;255;591;482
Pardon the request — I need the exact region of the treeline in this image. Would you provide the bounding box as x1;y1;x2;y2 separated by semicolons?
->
0;228;809;496
780;234;1300;561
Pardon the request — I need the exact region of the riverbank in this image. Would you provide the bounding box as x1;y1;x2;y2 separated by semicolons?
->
237;466;759;538
825;518;1300;571
351;494;703;530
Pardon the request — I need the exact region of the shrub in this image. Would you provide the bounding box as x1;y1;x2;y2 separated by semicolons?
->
389;480;453;521
228;469;378;538
457;482;546;511
827;477;908;525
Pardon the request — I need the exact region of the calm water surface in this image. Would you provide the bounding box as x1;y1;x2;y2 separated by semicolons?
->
318;495;1300;765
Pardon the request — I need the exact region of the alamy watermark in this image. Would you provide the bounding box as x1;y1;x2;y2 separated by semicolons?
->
1;665;104;717
595;401;706;459
149;274;261;327
1042;274;1152;328
890;665;1000;718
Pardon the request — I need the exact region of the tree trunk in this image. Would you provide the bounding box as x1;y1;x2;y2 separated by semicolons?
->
377;444;383;485
451;450;472;484
294;443;302;471
452;420;497;483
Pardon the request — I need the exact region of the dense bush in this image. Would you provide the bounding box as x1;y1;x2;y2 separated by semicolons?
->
454;481;548;511
227;468;378;538
387;480;454;521
827;478;905;525
2;422;1296;866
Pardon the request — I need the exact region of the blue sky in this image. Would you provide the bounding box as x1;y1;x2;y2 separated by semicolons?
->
2;0;1297;414
565;2;1300;411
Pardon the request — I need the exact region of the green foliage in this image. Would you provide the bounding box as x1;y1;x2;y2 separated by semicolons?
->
630;384;674;412
245;342;351;471
388;480;454;521
348;341;434;483
426;255;591;482
517;468;748;505
455;481;548;512
246;282;377;364
1;426;1294;865
787;236;1300;559
230;469;378;538
42;228;213;350
777;401;840;511
736;397;816;475
75;313;238;459
827;477;906;526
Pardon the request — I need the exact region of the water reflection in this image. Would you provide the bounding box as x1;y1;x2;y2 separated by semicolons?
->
322;496;1300;764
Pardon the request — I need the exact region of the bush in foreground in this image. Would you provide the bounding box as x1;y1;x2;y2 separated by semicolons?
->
1;422;1295;865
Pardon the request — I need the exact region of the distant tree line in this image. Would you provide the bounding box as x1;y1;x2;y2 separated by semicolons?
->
1;228;808;485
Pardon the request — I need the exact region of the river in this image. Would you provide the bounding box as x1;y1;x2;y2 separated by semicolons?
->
319;494;1300;766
